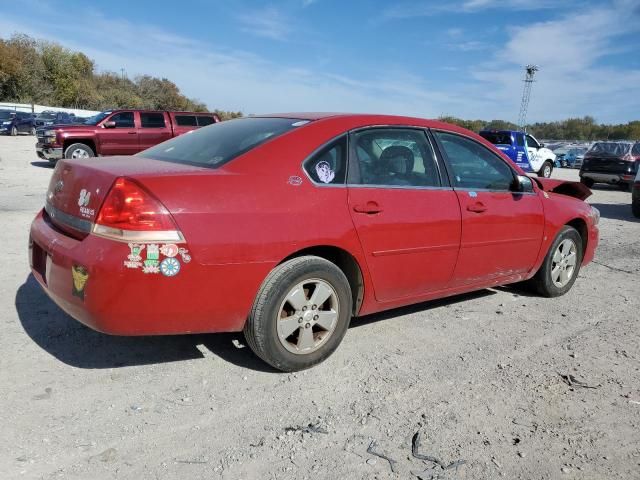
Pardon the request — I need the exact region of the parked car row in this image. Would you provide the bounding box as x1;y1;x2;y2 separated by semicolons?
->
553;147;588;169
0;109;86;136
35;109;220;162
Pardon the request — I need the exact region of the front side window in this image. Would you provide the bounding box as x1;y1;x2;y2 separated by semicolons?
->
526;134;540;149
303;137;347;185
349;128;440;187
435;131;515;191
110;112;134;128
140;112;166;128
139;117;306;168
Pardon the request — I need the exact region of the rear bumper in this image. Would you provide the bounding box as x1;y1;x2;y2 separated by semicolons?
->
580;172;633;185
36;143;63;161
29;210;272;335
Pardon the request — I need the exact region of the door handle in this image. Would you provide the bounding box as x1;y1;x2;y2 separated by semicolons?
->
127;131;137;135
353;201;382;214
467;202;487;213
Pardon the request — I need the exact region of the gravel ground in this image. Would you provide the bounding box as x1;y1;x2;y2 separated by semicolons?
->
1;134;639;480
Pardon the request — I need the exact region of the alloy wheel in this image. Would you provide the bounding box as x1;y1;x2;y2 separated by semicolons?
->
551;238;577;287
276;278;340;355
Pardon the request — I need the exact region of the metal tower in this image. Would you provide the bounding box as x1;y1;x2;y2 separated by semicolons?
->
517;64;539;131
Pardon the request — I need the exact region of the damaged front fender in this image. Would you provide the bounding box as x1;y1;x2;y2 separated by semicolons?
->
532;177;592;201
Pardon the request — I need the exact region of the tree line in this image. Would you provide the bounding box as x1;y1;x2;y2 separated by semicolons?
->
0;34;242;120
439;116;640;141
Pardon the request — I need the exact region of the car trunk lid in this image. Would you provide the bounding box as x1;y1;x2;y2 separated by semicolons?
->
44;156;212;239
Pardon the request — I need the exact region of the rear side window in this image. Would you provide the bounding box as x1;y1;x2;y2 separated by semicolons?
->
141;112;166;128
633;144;640;156
139;117;308;168
196;116;215;126
304;137;347;185
175;115;197;126
435;131;514;191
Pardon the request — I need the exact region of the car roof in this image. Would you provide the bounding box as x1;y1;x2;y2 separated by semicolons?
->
252;112;467;129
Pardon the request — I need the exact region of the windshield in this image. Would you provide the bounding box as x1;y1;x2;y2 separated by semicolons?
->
138;117;309;168
0;111;14;120
38;113;57;120
480;131;512;145
586;142;632;157
82;111;111;125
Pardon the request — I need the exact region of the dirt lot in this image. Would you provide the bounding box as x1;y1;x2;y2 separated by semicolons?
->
1;134;639;480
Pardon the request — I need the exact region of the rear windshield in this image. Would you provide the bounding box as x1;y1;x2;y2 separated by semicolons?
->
479;131;512;145
138;117;308;168
587;142;632;157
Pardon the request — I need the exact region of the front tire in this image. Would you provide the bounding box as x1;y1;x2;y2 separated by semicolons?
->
244;256;353;372
64;143;95;159
538;161;553;178
532;226;583;297
10;126;17;136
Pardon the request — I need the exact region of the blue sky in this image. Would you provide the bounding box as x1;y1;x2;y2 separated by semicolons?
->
2;0;639;123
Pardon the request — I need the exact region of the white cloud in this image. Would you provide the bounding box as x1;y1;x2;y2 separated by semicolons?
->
237;7;291;40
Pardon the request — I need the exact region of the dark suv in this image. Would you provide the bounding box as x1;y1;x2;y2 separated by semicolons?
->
580;142;640;191
0;110;36;136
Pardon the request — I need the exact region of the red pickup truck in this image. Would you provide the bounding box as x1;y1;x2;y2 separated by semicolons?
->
36;109;220;162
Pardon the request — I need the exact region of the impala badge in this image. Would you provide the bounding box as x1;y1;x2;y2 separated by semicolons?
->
78;188;95;218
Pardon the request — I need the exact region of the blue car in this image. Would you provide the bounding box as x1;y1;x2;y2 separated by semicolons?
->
0;110;36;136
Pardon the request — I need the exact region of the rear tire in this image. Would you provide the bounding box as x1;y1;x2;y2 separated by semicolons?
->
538;161;553;178
244;256;352;372
30;126;36;136
618;183;631;192
580;177;594;188
64;143;95;159
533;226;583;298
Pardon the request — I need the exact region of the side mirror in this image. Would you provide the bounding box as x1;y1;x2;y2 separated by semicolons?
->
103;121;116;128
512;175;534;193
539;143;545;148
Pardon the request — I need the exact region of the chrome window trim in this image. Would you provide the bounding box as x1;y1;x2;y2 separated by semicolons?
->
345;183;454;191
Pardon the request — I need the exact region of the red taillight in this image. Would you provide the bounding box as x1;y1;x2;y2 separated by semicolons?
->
93;177;183;242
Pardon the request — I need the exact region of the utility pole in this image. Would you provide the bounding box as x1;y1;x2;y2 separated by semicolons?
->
120;68;126;81
517;64;539;132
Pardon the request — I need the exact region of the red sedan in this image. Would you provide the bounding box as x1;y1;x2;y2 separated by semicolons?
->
30;114;599;371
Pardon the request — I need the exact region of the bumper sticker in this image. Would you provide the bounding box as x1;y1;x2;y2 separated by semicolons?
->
123;243;189;277
160;258;180;277
71;265;89;300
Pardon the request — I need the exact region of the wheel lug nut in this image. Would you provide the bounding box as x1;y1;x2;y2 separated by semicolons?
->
302;306;307;311
313;315;319;320
305;323;310;329
298;318;303;323
312;305;317;310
